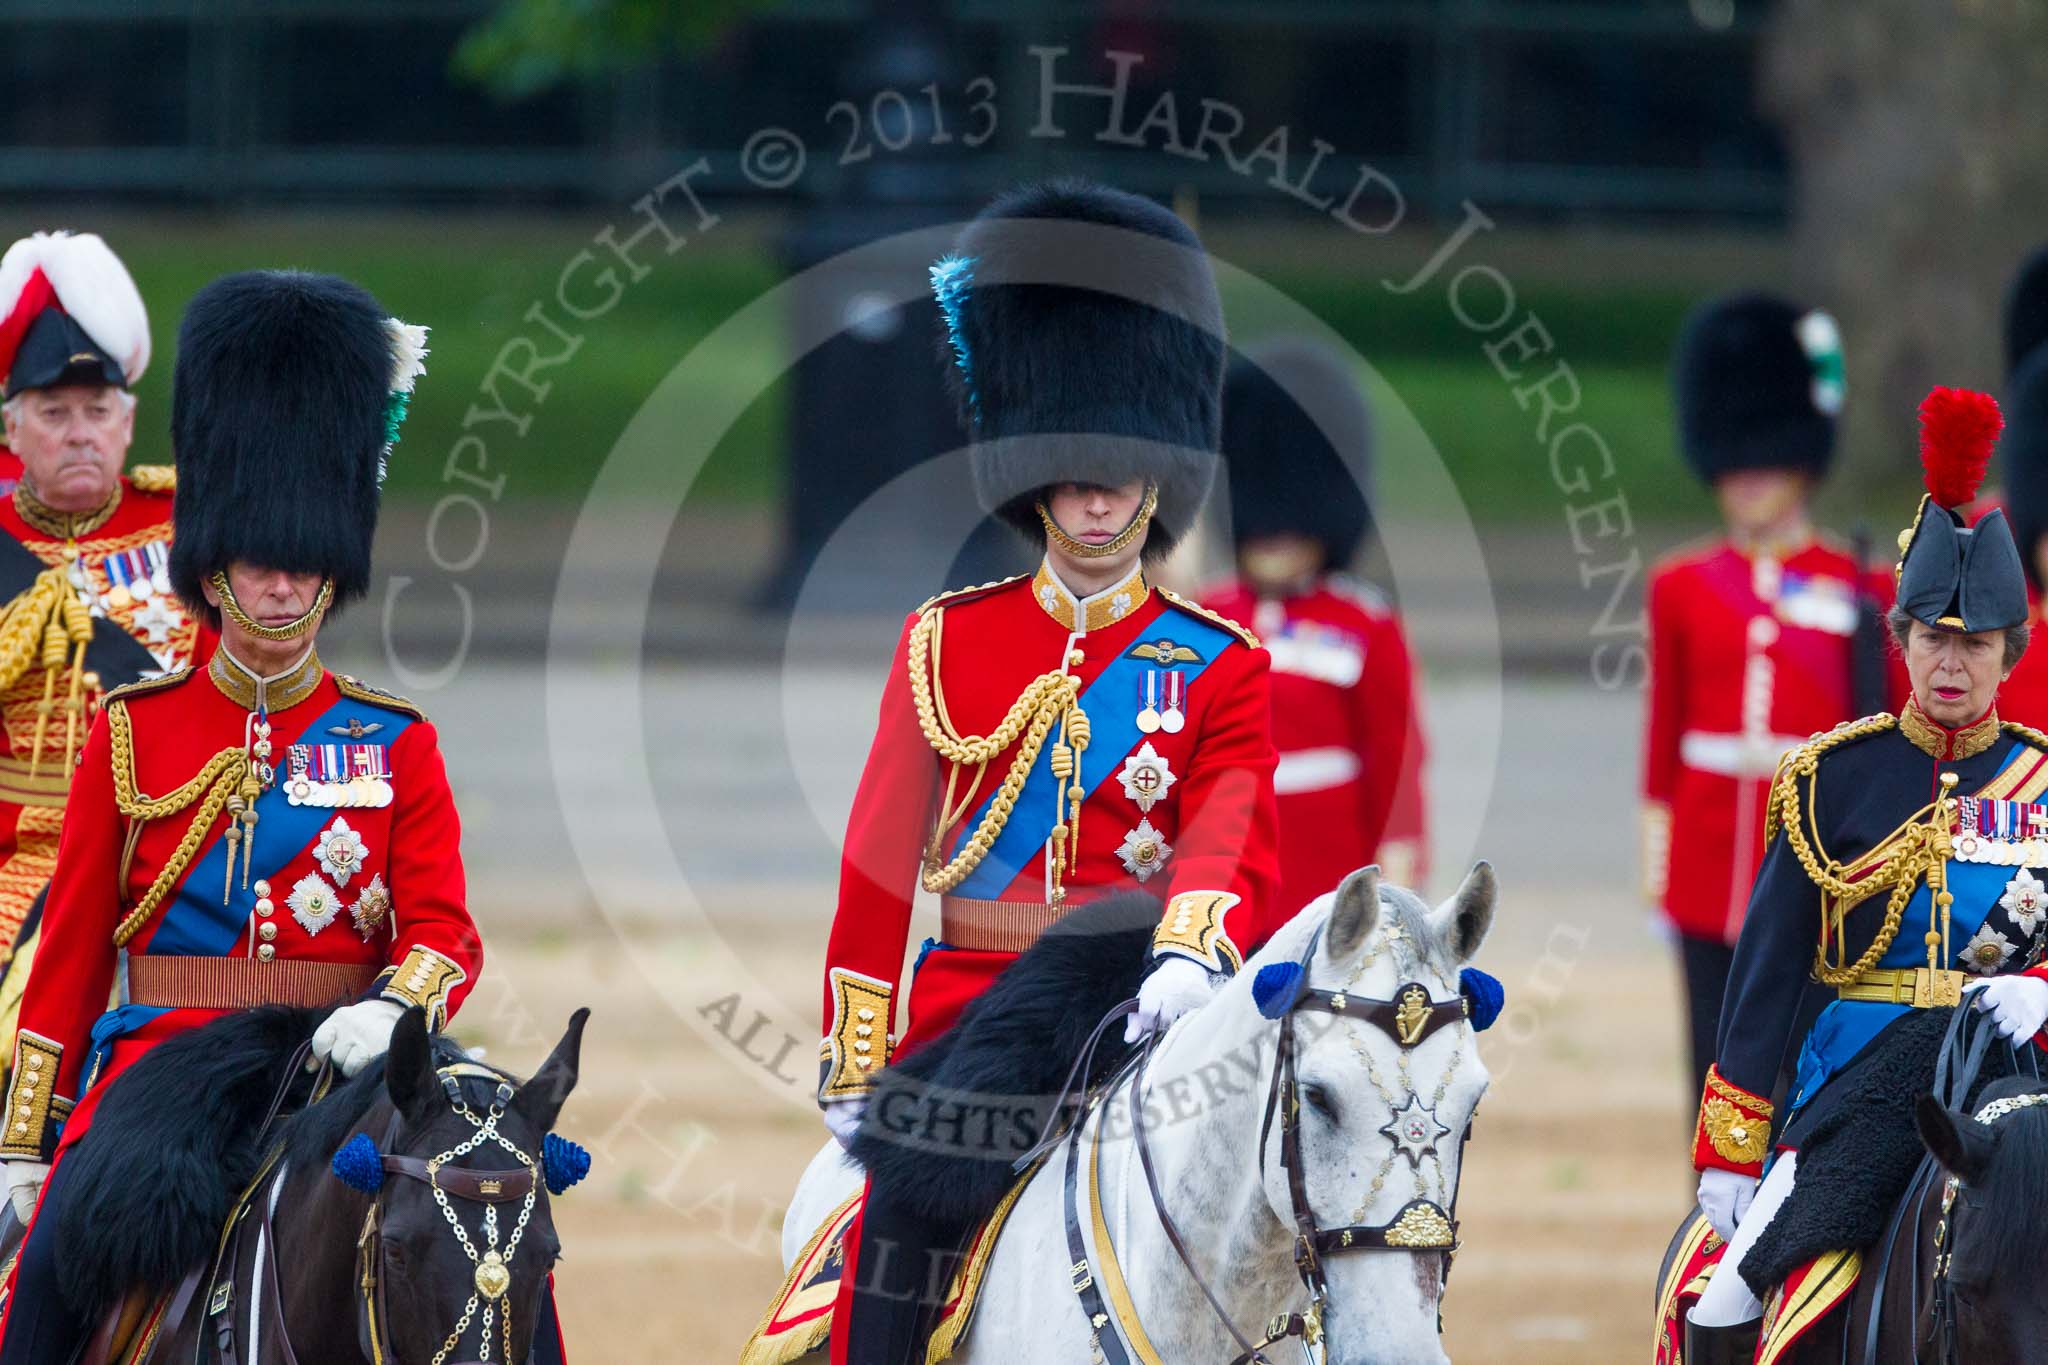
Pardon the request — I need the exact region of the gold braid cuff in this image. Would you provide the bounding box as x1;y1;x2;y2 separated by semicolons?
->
211;573;333;642
0;1030;63;1159
106;700;248;947
1036;483;1158;560
1153;891;1243;972
1694;1064;1774;1175
819;968;893;1100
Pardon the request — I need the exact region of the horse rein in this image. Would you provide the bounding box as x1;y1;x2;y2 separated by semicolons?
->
1074;924;1475;1365
1926;1089;2048;1364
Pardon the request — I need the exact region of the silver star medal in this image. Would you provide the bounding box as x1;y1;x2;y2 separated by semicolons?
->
287;872;341;936
1381;1093;1452;1169
1116;818;1172;882
2002;867;2048;935
131;595;181;645
1118;743;1177;813
315;817;370;888
1962;921;2018;975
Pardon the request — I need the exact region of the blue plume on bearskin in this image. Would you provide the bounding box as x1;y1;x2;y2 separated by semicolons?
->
331;1132;385;1194
1253;961;1306;1020
1459;967;1504;1032
542;1132;591;1195
937;179;1224;557
168;270;400;616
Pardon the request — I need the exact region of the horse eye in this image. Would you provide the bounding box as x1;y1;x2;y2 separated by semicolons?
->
1300;1083;1338;1121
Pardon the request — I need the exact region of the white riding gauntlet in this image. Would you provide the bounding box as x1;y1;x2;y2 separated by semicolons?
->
312;999;406;1078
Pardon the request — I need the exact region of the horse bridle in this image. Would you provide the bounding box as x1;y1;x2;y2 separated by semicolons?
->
351;1067;545;1365
1925;1089;2048;1364
1104;924;1475;1365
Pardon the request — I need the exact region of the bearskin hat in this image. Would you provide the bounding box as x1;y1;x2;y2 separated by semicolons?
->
1999;347;2048;593
1671;292;1841;484
170;271;425;615
0;231;151;397
1221;339;1372;568
931;179;1224;556
1897;387;2027;633
2004;244;2048;380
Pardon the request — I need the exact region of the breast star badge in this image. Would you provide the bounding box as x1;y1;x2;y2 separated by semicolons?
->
2002;867;2047;935
1117;743;1177;813
315;817;370;887
287;872;341;936
1116;818;1173;882
350;873;392;940
1380;1093;1452;1169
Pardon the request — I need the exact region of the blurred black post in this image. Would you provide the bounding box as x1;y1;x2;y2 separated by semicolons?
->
760;3;1023;614
1852;523;1889;715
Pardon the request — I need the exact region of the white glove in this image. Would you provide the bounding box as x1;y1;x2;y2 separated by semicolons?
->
6;1160;48;1226
1697;1167;1759;1242
822;1096;867;1151
1971;975;2048;1043
1125;956;1219;1043
312;1000;406;1078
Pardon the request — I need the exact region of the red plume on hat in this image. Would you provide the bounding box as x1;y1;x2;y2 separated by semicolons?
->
1918;385;2002;508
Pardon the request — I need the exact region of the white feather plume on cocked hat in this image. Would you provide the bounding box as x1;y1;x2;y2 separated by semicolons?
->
0;231;151;387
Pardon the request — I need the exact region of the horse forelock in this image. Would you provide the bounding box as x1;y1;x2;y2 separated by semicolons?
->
283;1033;507;1173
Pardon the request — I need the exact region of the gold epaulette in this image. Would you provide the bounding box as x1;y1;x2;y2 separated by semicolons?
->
1158;587;1259;649
334;674;426;722
914;573;1027;619
102;669;193;705
125;465;175;495
1765;712;1897;833
2004;720;2048;753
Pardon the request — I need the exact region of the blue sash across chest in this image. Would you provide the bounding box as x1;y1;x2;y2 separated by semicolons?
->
948;613;1235;899
148;697;414;957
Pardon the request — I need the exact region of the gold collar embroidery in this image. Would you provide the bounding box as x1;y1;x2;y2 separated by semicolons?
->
207;644;324;714
13;479;117;541
1900;698;2001;760
1030;560;1148;633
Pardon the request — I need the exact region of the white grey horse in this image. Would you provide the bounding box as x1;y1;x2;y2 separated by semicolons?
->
781;863;1497;1364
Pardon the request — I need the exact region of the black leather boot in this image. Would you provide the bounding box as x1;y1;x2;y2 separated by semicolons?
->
1683;1311;1761;1365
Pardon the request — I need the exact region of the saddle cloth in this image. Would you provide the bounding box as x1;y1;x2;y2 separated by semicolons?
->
1652;1209;1861;1365
740;1174;1031;1365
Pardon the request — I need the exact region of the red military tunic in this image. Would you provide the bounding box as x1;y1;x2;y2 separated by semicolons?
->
0;643;480;1165
1643;533;1890;942
0;472;215;947
1994;588;2048;729
819;561;1280;1096
1203;575;1427;914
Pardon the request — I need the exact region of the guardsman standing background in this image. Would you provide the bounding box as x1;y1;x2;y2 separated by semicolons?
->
1643;293;1883;1101
0;231;217;1050
0;270;565;1365
818;180;1280;1365
1988;245;2048;727
1204;338;1429;911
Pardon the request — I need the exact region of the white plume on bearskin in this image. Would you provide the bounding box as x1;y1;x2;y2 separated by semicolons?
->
0;231;151;385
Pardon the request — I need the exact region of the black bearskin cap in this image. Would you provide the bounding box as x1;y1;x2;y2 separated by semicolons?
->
170;271;394;614
1672;292;1840;484
934;179;1224;557
2000;345;2048;592
2005;244;2048;379
1222;339;1372;568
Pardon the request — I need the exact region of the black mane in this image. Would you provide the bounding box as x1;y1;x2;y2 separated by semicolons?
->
52;1004;501;1317
1955;1075;2048;1280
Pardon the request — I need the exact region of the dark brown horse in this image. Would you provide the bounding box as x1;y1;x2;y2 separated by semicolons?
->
1657;1073;2048;1364
46;1004;588;1365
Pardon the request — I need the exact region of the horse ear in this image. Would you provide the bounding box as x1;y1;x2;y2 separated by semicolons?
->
383;1006;435;1119
512;1009;590;1132
1916;1093;1996;1183
1427;861;1497;965
1326;865;1381;962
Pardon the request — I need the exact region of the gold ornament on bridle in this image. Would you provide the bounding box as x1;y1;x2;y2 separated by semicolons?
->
1037;483;1159;560
211;571;333;641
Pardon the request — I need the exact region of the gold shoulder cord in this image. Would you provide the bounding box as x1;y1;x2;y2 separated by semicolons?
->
105;700;249;947
909;605;1089;900
0;565;99;778
1768;715;1957;988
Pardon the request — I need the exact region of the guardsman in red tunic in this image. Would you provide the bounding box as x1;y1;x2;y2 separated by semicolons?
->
1203;338;1427;911
0;271;512;1364
1644;293;1888;1101
823;181;1279;1365
1988;247;2048;727
0;231;220;1051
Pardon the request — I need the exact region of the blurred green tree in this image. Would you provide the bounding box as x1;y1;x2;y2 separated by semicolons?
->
1764;0;2048;476
454;0;772;98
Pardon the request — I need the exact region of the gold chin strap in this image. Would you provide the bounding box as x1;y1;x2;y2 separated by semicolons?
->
212;572;332;641
1037;483;1158;560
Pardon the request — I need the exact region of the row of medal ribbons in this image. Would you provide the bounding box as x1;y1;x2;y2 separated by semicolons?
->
1955;796;2048;866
